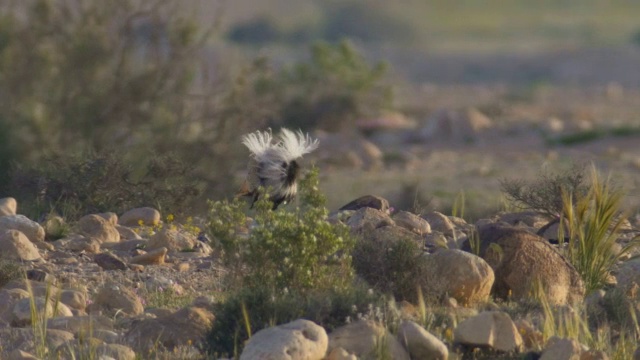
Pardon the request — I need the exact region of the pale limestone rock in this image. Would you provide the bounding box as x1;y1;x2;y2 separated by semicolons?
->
422;249;494;305
0;215;45;243
125;306;214;353
119;207;161;227
90;282;144;317
0;197;17;217
130;247;167;265
540;336;583;360
397;320;448;360
77;214;120;244
454;311;523;352
0;230;41;261
422;211;455;236
328;320;410;360
393;210;432;235
148;228;198;253
240;319;328;360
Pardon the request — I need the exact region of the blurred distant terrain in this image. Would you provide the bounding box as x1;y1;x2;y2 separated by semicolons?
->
1;0;639;219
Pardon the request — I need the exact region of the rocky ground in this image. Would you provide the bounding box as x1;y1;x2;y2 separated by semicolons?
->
1;188;640;359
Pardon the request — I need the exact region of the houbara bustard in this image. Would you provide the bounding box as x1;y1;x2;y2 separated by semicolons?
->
238;128;319;210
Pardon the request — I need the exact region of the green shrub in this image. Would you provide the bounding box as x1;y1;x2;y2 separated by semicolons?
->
271;40;393;132
207;167;356;292
9;150;200;220
352;230;426;302
500;164;589;218
0;258;23;288
560;166;638;292
207;284;386;357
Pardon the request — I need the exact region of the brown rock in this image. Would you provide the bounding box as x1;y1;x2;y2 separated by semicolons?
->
339;195;390;212
130;247;167;265
94;252;127;271
91;282;144;316
0;197;17;217
77;215;120;244
328;320;410;360
454;311;523;352
0;230;41;261
473;223;585;305
119;207;161;227
125;306;214;352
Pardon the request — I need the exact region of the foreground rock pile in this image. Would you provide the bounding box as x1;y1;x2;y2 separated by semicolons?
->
0;195;639;359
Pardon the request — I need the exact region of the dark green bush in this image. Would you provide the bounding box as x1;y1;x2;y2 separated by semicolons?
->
0;259;24;288
8;150;199;220
352;229;427;302
208;167;355;292
270;40;393;132
207;284;386;357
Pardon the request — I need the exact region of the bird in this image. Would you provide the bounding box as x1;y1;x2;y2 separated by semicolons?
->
238;128;319;210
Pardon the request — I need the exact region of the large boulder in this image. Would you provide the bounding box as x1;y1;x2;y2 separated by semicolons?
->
125;306;214;353
0;215;45;243
119;207;161;227
454;311;523;353
89;282;144;317
328;320;410;360
240;319;328;360
397;320;448;360
393;211;431;235
346;207;395;233
0;197;17;217
422;249;494;305
0;230;41;261
147;228;198;253
469;223;585;305
77;215;120;244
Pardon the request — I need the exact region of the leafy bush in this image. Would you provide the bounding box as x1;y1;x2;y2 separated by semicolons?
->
8;150;199;220
352;229;426;302
0;258;24;288
500;164;589;218
207;284;386;357
207;167;356;292
560;166;638;292
271;40;393;132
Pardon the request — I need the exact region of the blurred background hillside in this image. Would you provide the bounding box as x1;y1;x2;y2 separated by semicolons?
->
1;0;639;220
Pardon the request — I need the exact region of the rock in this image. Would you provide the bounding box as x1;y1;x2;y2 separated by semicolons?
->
43;215;66;240
497;211;551;229
0;288;30;326
420;107;493;143
97;344;136;360
125;306;214;352
0;230;42;261
240;319;328;360
471;222;585;305
59;289;88;311
339;195;390;212
119;207;161;227
371;225;424;247
65;235;102;253
422;249;494;305
0;197;17;216
26;269;52;283
514;319;544;349
77;215;120;244
397;320;448;360
130;247;167;265
393;211;431;235
454;311;523;352
316;133;384;171
90;282;144;316
614;257;640;291
0;328;74;355
148;228;198;253
94;252;127;271
47;315;113;334
6;349;40;360
116;225;141;240
326;347;357;360
540;336;583;360
0;215;45;243
12;296;73;327
422;212;455;236
97;212;118;225
328;320;410;360
346;207;395;233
